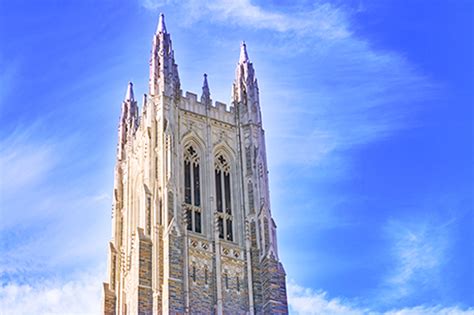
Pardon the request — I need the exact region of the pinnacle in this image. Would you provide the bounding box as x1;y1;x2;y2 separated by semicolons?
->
157;13;167;34
203;73;209;89
201;73;211;105
239;41;249;64
125;82;134;102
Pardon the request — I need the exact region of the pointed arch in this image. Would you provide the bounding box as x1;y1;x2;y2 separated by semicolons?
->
213;142;236;164
181;130;206;155
213;144;235;242
182;133;204;234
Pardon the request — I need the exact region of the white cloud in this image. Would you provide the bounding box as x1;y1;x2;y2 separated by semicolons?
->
383;218;451;299
263;41;433;169
0;122;112;282
288;281;474;315
0;190;111;282
2;277;472;315
141;0;350;40
188;0;349;39
0;126;57;197
288;281;366;315
140;0;170;10
0;270;103;315
384;306;474;315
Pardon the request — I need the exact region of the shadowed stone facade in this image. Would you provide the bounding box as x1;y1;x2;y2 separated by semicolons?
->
103;14;288;315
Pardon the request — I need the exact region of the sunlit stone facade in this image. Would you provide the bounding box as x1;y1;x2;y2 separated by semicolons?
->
103;14;288;315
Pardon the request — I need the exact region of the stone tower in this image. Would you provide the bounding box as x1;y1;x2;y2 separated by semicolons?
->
103;14;288;315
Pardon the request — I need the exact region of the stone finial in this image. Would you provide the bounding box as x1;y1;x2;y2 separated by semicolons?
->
203;73;209;90
201;73;211;106
239;41;249;64
157;13;167;34
125;82;134;102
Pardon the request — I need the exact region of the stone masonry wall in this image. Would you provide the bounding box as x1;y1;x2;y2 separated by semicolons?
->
102;283;116;315
261;255;288;314
138;230;153;314
221;266;248;315
154;227;164;314
188;254;215;314
168;230;185;313
250;221;263;314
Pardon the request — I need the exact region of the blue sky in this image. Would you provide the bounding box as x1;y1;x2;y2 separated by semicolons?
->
0;0;473;314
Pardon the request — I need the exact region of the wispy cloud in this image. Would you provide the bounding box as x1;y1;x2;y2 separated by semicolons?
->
263;42;433;170
384;306;474;315
186;0;350;40
382;217;453;301
288;281;474;315
0;122;112;282
141;0;350;39
140;0;170;10
0;192;110;282
0;125;58;198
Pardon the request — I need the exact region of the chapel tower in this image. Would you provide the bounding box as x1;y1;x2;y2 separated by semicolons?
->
103;14;288;314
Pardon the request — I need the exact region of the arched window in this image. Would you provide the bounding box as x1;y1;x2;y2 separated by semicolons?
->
215;154;233;241
184;145;201;233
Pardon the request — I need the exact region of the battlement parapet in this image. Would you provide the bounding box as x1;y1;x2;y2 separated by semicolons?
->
180;91;235;124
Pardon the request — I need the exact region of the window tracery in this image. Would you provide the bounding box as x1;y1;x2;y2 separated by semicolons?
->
184;145;202;233
215;153;233;241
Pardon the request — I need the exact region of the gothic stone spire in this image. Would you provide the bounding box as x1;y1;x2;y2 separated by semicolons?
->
149;13;180;97
233;42;261;124
121;81;138;124
117;82;138;160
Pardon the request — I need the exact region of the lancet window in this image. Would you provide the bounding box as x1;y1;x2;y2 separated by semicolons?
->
215;154;233;241
184;145;201;233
